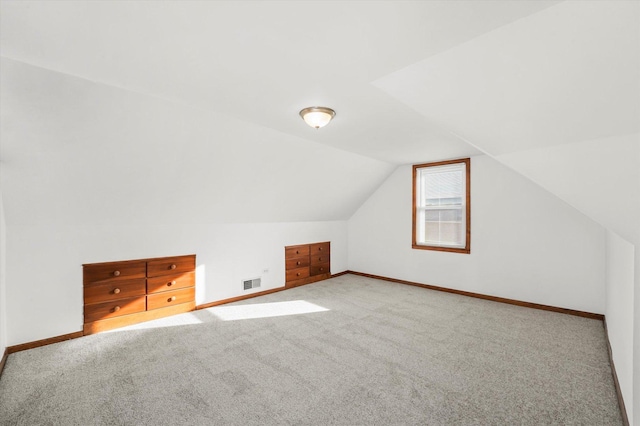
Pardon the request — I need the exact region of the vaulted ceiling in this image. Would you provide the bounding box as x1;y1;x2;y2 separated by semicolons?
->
373;0;640;243
1;0;562;164
1;0;638;239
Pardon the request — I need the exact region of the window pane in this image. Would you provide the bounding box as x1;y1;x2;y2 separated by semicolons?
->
424;208;462;222
423;220;463;246
423;171;463;206
422;208;463;246
424;210;440;221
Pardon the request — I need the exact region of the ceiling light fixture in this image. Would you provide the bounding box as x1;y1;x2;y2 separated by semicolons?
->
299;106;336;129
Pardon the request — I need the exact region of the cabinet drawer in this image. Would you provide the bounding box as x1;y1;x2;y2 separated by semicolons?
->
147;271;194;294
84;296;146;323
285;256;310;270
310;253;330;266
147;287;195;311
147;255;195;278
286;266;310;282
310;263;330;276
285;245;310;258
84;278;147;305
83;261;146;284
310;242;330;255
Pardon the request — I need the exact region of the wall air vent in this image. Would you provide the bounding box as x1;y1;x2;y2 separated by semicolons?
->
243;278;261;291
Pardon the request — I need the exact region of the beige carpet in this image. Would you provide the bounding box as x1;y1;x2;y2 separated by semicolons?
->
0;274;623;425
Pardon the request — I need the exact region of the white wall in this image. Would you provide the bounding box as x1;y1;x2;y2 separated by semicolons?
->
0;191;7;355
606;231;634;423
635;248;640;426
493;132;639;425
348;155;606;314
6;220;347;346
0;58;394;346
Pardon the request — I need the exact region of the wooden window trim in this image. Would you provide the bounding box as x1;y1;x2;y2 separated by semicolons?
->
412;158;470;254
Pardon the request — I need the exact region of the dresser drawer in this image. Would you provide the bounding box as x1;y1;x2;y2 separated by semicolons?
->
147;271;194;294
310;253;330;266
310;242;330;255
84;278;147;305
285;245;310;258
83;261;146;284
147;255;195;278
310;263;330;276
286;256;310;270
147;287;195;311
286;266;310;282
84;296;146;323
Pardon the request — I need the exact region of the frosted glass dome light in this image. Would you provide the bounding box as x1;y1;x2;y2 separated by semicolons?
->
299;107;336;129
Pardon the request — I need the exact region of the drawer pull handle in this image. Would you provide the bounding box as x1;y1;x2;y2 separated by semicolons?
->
320;267;324;271
168;280;176;286
113;306;121;312
113;270;120;277
113;288;121;294
296;261;300;265
170;264;177;270
296;272;300;276
169;296;177;302
319;257;322;261
319;247;323;251
296;250;299;254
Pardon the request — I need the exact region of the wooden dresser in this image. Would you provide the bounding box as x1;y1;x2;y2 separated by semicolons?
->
285;242;331;288
83;254;196;334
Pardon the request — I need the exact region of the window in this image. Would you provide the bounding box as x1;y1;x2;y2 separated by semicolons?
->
413;158;470;253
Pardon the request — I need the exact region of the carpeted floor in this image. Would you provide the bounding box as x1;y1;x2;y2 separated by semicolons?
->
0;275;623;425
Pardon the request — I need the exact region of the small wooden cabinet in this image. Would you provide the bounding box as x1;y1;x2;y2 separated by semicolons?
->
83;254;196;334
285;242;330;288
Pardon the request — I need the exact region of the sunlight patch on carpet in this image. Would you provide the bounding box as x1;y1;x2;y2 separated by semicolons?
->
210;300;329;321
104;312;204;332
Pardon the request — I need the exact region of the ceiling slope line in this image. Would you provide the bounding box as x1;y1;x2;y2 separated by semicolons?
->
0;55;395;166
449;129;638;242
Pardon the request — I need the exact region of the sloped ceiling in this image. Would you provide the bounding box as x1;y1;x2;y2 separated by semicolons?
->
373;0;639;154
1;1;638;238
0;0;560;164
0;57;395;226
374;0;640;244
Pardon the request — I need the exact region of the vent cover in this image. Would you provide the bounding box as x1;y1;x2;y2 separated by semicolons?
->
243;278;261;290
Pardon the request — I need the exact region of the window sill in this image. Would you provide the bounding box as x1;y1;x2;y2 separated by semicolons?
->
412;244;470;254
